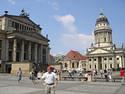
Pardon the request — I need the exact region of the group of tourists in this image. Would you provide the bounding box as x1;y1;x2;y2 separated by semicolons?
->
16;67;125;94
90;68;125;82
16;66;59;94
66;68;125;82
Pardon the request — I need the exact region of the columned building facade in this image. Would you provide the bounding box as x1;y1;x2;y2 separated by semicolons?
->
86;12;125;71
0;10;50;74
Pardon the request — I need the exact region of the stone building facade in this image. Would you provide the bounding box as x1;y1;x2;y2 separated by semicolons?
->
86;12;125;71
0;10;50;74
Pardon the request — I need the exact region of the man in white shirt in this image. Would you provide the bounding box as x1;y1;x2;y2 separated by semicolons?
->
42;66;58;94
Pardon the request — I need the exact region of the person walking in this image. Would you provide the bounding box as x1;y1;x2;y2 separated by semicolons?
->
108;69;112;81
30;69;36;84
100;69;103;78
17;67;22;83
120;68;125;83
104;69;109;82
42;66;58;94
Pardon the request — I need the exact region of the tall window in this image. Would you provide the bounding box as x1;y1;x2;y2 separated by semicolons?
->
8;51;12;61
15;22;19;30
105;64;107;69
12;21;15;27
110;64;112;68
104;38;106;42
95;65;96;69
65;63;67;68
117;64;119;68
90;65;91;69
72;63;74;68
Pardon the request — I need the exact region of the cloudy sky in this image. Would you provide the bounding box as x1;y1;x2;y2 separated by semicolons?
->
0;0;125;55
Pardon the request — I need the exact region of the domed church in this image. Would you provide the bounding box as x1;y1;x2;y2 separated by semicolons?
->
86;12;125;71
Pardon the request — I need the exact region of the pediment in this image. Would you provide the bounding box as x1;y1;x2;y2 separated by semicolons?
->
8;15;41;30
89;48;110;54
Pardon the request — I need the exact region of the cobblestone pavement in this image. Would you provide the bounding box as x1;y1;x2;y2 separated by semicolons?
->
0;74;125;94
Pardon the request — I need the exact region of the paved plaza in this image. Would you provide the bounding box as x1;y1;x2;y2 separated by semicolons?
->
0;74;125;94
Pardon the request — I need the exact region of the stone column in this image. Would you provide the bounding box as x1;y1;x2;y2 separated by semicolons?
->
46;47;49;64
21;40;24;62
69;61;72;69
75;62;77;69
45;47;48;64
5;40;9;61
112;56;114;68
40;45;43;63
37;45;41;63
114;56;117;69
107;57;109;69
13;39;17;62
1;39;9;72
2;39;9;61
28;42;31;61
68;62;70;70
34;44;38;63
122;55;125;68
102;57;104;70
121;56;123;68
92;58;94;69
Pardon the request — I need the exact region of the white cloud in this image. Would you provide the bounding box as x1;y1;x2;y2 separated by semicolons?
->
55;14;75;24
55;14;77;33
8;0;16;5
55;14;94;54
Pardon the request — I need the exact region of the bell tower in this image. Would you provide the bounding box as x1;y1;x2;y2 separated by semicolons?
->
94;12;112;47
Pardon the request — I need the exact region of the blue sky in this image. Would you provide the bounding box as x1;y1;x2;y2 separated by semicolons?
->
0;0;125;56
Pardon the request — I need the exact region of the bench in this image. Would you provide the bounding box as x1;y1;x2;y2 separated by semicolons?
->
61;76;87;81
112;77;122;82
93;77;106;82
94;77;123;82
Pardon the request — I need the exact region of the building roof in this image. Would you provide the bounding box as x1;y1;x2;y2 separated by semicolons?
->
0;13;41;30
65;50;87;60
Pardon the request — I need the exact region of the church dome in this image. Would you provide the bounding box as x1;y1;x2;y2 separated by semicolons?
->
96;13;109;24
95;12;111;31
94;12;113;47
